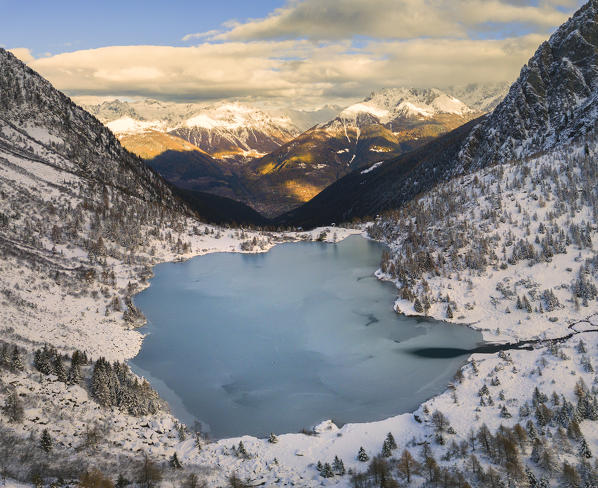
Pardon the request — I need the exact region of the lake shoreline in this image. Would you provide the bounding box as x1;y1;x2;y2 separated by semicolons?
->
131;234;482;439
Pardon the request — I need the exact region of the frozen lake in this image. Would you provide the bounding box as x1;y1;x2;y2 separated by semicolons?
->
131;235;482;438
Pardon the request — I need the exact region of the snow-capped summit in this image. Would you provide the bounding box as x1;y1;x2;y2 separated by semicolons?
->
323;87;477;135
171;102;299;162
86;99;301;163
183;102;296;132
340;87;473;124
105;116;166;135
247;87;484;216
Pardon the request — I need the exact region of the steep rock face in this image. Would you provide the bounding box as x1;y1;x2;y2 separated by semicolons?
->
0;49;263;228
460;0;598;171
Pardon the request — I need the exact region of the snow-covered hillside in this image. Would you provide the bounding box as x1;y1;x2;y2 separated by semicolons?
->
2;0;598;485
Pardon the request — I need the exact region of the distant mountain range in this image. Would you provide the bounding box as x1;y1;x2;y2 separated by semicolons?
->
84;100;338;163
85;84;508;217
244;86;507;215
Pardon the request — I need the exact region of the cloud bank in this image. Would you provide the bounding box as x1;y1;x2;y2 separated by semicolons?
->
208;0;572;41
10;0;583;108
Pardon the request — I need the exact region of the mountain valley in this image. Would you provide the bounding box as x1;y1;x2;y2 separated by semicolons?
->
1;1;598;487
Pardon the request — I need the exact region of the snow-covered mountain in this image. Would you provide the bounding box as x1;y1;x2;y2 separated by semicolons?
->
0;53;182;210
460;1;598;172
334;87;474;127
170;102;299;162
446;82;512;113
84;86;505;217
85;99;302;163
246;87;484;216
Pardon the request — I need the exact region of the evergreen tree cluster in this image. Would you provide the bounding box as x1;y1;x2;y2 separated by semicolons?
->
91;357;162;416
347;376;598;487
0;342;24;372
368;150;598;317
316;456;345;477
34;345;87;385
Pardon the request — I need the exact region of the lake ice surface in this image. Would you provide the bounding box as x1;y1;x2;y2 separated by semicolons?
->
131;236;482;438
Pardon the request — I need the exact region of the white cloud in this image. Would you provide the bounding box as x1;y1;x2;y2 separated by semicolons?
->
192;0;575;42
16;0;583;109
182;30;222;41
8;48;35;64
30;34;544;109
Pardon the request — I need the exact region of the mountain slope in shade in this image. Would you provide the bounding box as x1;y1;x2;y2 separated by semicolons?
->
0;51;181;210
245;88;483;216
279;0;598;227
275;118;482;227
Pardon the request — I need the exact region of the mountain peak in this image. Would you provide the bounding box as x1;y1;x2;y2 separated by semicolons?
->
459;0;598;171
337;86;473;126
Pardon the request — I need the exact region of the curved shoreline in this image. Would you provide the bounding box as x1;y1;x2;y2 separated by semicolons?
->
130;231;484;441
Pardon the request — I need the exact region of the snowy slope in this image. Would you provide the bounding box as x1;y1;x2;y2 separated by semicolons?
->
245;87;484;217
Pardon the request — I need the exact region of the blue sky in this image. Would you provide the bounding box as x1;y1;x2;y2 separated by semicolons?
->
0;0;586;108
0;0;285;56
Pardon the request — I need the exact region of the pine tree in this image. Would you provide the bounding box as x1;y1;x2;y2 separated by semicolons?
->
268;433;278;444
10;346;23;371
0;343;10;367
357;446;369;462
501;405;512;418
381;439;392;457
237;441;248;458
2;390;24;423
320;462;334;478
523;295;533;313
579;437;592;459
385;432;397;450
169;452;182;469
316;460;322;473
332;456;345;475
54;356;67;383
40;429;52;453
67;361;82;385
92;358;113;407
